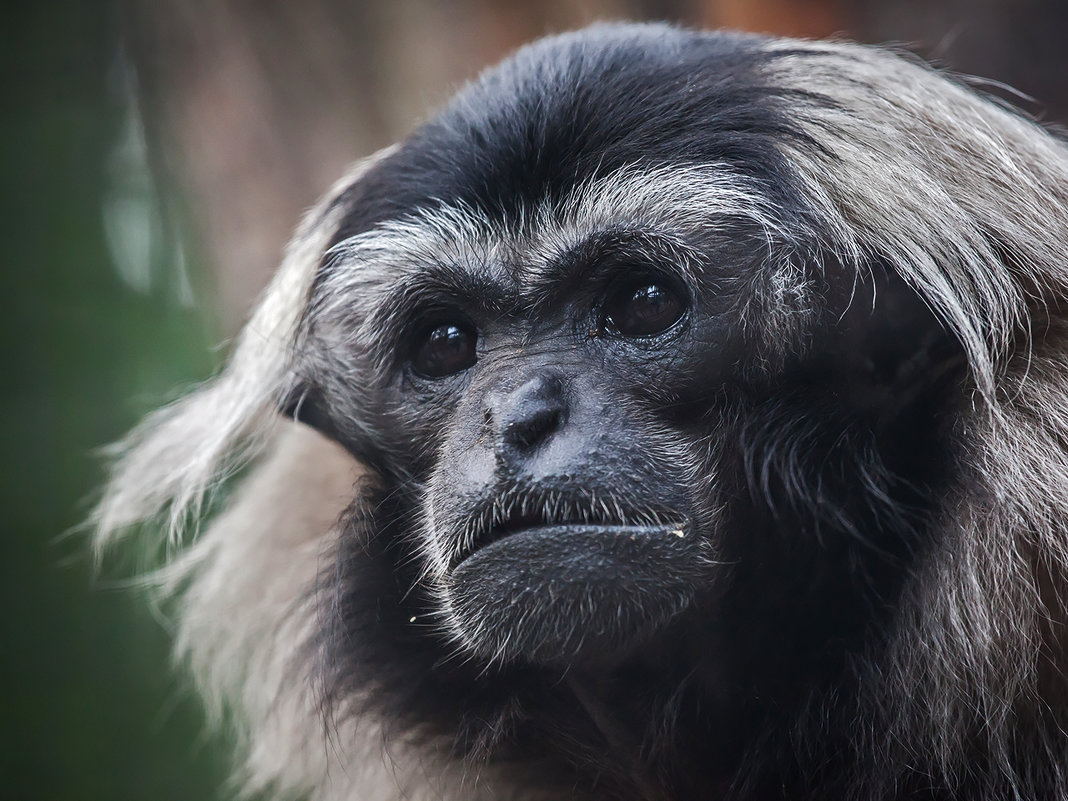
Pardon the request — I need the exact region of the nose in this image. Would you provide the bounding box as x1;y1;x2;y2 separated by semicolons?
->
485;372;569;455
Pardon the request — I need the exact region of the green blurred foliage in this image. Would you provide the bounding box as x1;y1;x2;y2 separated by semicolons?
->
2;4;230;799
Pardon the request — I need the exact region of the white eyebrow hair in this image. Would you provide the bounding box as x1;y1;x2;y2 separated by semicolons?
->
316;163;793;331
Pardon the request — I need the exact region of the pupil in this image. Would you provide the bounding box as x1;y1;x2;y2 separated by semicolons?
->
607;280;684;337
433;325;462;349
634;285;667;317
414;322;476;377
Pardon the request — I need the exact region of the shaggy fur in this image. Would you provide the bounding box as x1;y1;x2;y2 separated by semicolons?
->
96;23;1068;801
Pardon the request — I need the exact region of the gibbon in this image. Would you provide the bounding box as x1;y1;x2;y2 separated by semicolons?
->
97;22;1068;801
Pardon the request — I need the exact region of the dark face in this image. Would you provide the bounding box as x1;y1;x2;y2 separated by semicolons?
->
313;215;773;667
293;27;964;689
391;246;725;666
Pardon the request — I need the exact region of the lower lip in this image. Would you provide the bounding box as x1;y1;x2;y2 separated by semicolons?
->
454;522;690;568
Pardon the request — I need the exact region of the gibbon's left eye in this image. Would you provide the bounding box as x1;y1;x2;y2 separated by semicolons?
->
411;320;478;378
602;279;687;337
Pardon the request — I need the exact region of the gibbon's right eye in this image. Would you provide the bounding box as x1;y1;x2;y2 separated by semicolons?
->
601;277;687;338
411;321;478;378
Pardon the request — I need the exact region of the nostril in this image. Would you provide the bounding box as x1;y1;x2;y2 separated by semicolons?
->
505;406;563;451
486;372;569;456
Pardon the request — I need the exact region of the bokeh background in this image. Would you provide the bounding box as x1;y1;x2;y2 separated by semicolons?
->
5;1;1068;798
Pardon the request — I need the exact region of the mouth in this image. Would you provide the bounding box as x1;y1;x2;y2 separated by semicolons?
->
450;489;689;569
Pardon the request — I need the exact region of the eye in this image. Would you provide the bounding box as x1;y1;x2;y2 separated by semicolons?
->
602;278;687;337
411;320;478;378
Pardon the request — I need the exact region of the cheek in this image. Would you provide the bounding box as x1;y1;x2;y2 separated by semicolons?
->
442;434;496;493
375;384;471;478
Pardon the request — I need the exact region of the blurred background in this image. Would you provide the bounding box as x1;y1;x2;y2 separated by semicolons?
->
4;1;1068;798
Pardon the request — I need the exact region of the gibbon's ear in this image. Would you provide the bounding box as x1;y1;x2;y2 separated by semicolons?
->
93;146;396;550
278;384;344;447
823;267;967;419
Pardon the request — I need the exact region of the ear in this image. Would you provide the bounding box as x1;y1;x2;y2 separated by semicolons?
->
278;384;343;444
93;146;396;549
831;266;966;418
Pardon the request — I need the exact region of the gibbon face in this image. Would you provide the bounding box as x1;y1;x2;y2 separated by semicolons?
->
289;26;959;673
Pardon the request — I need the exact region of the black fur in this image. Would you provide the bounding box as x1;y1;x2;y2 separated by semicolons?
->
321;25;823;258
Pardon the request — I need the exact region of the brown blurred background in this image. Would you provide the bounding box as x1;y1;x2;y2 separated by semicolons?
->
3;1;1068;799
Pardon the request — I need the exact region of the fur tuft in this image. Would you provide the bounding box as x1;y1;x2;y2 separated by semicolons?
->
91;151;394;553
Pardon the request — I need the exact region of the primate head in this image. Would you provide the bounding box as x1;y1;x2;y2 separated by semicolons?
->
96;22;1068;801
